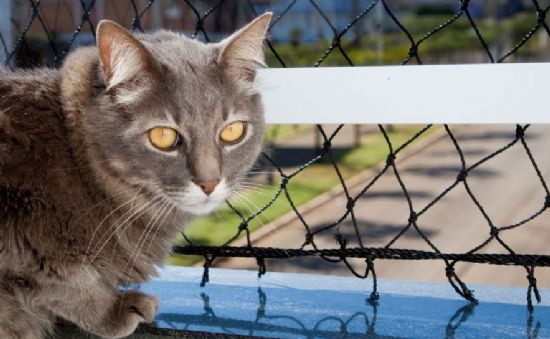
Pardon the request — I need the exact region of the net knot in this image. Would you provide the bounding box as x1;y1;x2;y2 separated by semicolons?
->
537;9;547;22
346;198;355;210
408;44;418;56
194;19;204;32
322;140;332;152
445;266;455;278
238;221;248;231
462;288;477;302
457;170;468;182
335;233;347;248
490;227;499;237
408;211;418;223
386;153;396;166
368;291;380;305
544;195;550;208
515;125;525;139
280;176;289;187
304;233;314;245
366;256;375;271
133;19;143;31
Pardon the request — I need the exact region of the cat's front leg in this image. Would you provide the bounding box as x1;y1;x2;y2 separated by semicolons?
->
46;283;158;339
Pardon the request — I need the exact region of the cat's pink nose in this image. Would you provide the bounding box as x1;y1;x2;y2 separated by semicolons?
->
196;180;220;195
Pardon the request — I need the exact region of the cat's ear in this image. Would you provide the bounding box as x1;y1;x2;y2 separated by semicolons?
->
218;12;272;82
96;20;156;94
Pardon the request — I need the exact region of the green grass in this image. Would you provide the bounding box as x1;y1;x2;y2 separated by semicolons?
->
168;125;433;266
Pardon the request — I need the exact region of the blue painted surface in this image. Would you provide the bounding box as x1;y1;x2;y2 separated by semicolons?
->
139;267;550;338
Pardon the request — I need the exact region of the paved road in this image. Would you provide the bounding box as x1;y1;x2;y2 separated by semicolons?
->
220;125;550;288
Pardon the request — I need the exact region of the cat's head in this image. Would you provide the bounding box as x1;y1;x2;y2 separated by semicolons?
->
78;14;271;216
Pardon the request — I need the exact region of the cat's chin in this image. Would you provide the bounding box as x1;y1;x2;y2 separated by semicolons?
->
177;199;225;216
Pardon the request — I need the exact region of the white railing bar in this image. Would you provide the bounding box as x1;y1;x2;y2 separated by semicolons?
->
257;63;550;124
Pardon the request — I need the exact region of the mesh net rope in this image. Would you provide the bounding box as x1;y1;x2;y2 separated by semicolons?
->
2;0;550;312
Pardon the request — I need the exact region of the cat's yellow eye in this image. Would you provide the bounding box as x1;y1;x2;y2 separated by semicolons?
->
220;121;246;144
148;127;180;150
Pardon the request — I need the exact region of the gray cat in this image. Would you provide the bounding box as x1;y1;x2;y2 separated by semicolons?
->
0;12;271;339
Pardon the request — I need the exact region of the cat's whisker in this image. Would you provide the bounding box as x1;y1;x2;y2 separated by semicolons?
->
105;198;165;269
74;190;129;225
129;199;170;262
121;200;173;299
79;263;97;283
231;192;256;220
163;187;188;194
88;195;152;259
213;209;226;222
90;194;165;262
121;199;170;281
231;190;289;251
237;189;273;199
142;203;175;269
228;195;264;234
236;179;273;187
241;193;272;225
232;191;269;225
107;192;166;262
234;184;274;196
84;187;147;260
164;192;187;199
90;199;153;263
102;185;165;261
235;182;273;192
118;203;174;311
235;185;274;194
110;194;167;244
234;187;273;199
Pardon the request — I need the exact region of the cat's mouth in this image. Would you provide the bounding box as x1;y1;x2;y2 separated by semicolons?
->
170;179;230;216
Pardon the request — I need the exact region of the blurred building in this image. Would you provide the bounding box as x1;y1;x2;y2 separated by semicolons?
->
1;0;537;66
5;0;260;65
9;0;255;45
261;0;533;43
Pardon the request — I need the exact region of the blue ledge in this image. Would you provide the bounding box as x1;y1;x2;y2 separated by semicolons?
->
133;266;550;338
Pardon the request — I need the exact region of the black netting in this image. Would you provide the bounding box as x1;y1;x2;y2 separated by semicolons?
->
2;0;550;312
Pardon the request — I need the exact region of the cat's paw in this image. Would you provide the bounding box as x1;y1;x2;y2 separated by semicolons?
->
120;290;159;323
97;291;159;338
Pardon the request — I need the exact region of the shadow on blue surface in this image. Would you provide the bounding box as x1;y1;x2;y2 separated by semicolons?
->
141;280;548;339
